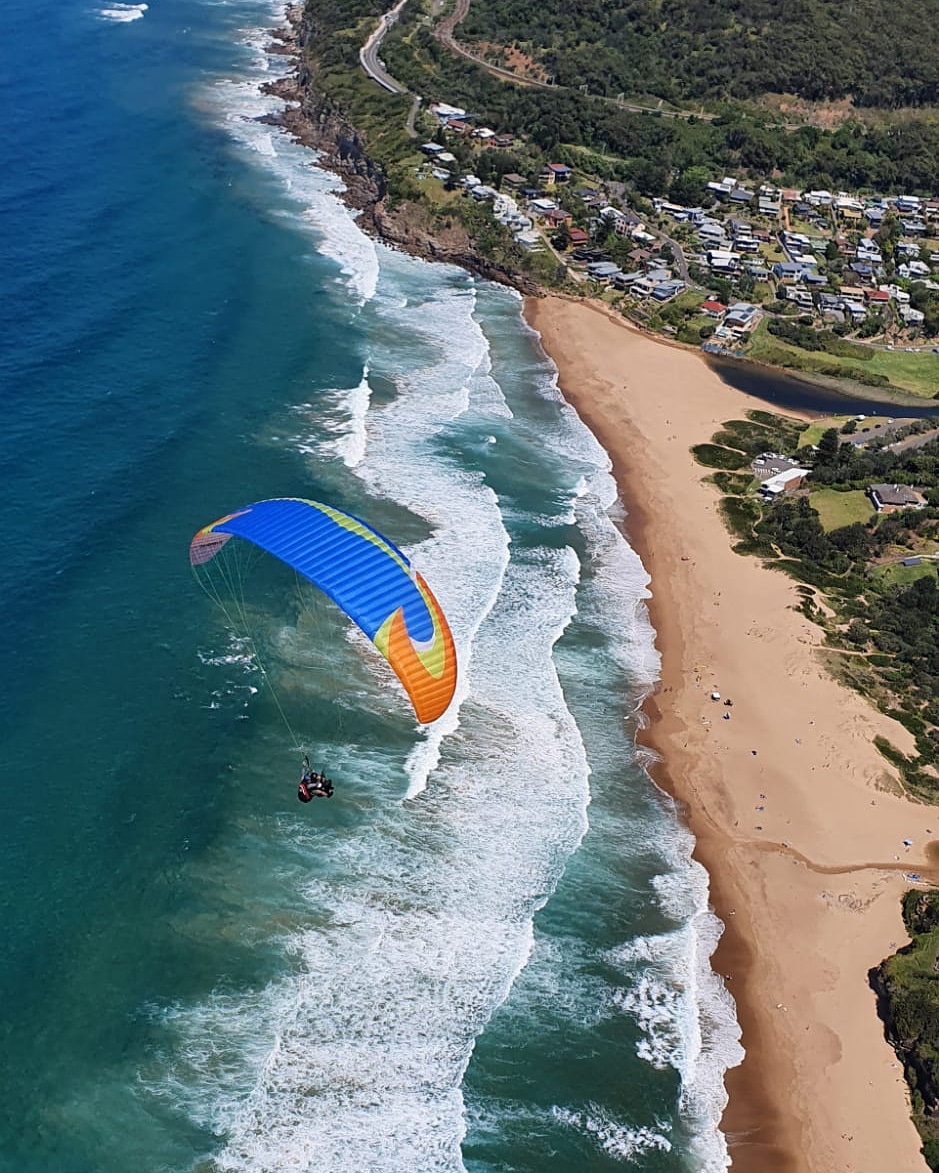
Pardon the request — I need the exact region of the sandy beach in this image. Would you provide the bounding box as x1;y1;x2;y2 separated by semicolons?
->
526;295;933;1172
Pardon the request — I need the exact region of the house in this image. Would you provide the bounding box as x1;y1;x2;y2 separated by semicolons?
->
421;142;445;156
835;195;864;215
567;227;589;247
760;467;811;497
706;249;740;271
651;281;684;301
528;197;559;216
729;187;754;204
630;277;658;298
473;127;496;140
699;300;727;318
724;302;760;332
706;177;736;197
493;134;515;148
541;163;572;185
430;102;466;123
868;484;926;512
514;230;543;251
773;261;810;282
864;289;890;304
900;260;931;278
785;287;814;308
850;262;875;282
501;173;527;190
612;270;644;289
901;306;926;326
545;208;573;226
758;195;780;216
586;261;622;282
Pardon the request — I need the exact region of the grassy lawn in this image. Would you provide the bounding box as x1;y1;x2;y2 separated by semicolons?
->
799;415;897;446
745;320;939;397
810;487;876;530
873;560;939;588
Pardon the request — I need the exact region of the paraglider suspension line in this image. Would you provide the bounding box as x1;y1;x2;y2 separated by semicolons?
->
191;554;303;755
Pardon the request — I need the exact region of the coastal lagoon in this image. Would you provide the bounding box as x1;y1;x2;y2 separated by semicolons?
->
0;1;739;1168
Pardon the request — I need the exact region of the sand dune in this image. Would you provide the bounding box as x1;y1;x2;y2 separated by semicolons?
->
526;295;929;1173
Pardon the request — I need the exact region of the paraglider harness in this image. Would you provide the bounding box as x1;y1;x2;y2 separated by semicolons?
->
298;756;334;803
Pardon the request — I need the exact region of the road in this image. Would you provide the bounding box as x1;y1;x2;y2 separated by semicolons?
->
359;0;410;95
654;228;691;282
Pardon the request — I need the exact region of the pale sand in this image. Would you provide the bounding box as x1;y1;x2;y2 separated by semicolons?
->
526;296;933;1172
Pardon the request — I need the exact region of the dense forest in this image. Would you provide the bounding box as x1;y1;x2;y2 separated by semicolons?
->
876;890;939;1170
459;0;939;108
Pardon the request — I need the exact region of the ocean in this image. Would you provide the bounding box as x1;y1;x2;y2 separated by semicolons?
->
0;1;741;1169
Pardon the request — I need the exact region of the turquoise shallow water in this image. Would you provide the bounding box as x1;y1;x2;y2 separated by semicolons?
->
0;2;740;1169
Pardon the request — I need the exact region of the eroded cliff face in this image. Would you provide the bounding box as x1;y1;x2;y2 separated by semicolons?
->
259;13;540;294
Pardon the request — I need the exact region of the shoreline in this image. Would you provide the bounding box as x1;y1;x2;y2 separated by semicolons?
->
526;294;933;1173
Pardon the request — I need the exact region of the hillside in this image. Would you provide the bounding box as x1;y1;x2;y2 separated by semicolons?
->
459;0;939;108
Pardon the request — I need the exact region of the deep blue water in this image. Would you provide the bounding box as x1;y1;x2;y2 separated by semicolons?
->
0;3;740;1169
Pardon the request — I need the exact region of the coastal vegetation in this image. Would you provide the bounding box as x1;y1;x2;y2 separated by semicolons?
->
745;322;939;399
697;412;939;799
378;11;939;196
876;890;939;1170
456;0;939;109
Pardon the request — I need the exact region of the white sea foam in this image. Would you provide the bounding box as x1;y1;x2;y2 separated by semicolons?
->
97;1;147;21
303;365;371;468
606;828;743;1171
199;27;379;303
156;548;591;1170
152;234;607;1169
515;304;742;1170
552;1105;672;1161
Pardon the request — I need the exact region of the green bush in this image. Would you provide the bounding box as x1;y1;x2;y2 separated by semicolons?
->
692;444;750;470
720;496;763;539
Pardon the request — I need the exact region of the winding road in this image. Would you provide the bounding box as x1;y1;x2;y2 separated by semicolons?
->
359;0;410;95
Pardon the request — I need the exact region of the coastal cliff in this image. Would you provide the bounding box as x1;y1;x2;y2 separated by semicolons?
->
260;11;540;294
875;890;939;1169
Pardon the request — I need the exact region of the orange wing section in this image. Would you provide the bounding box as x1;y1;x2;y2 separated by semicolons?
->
385;579;457;724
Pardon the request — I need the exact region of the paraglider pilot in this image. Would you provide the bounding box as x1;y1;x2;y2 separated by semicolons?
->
298;755;334;803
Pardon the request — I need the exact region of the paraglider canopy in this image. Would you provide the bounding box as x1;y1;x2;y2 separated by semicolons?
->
190;498;457;724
